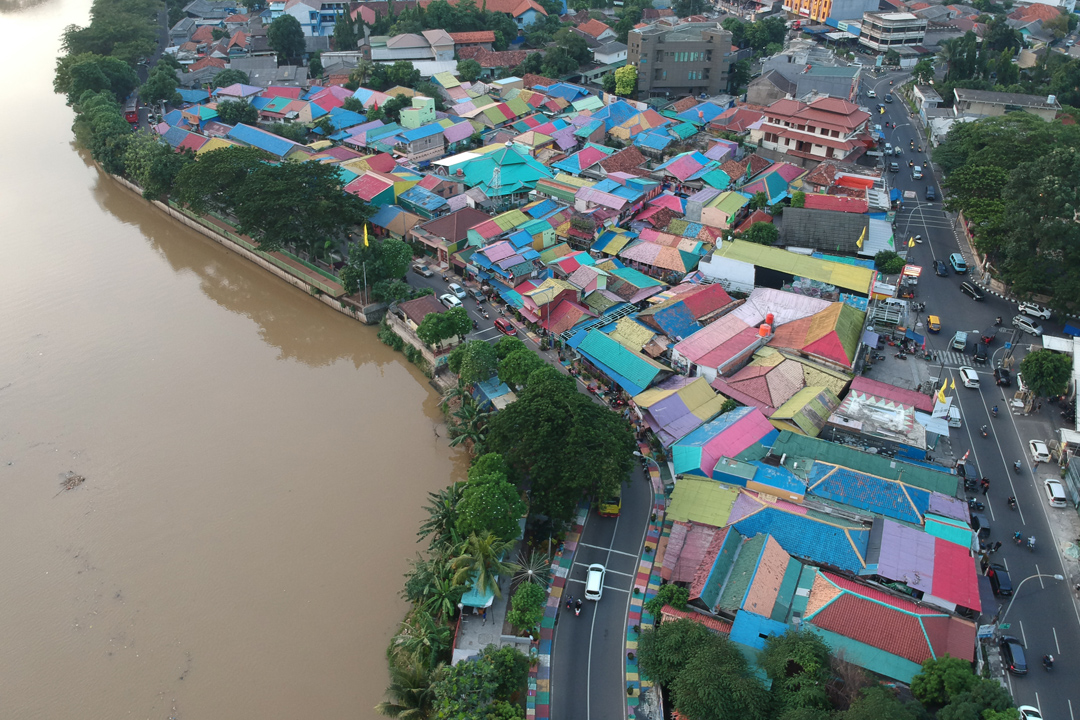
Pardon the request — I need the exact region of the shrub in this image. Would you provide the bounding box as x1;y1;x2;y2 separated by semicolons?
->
506;582;546;632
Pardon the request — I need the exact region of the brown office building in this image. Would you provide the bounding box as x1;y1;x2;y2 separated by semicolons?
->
628;22;734;100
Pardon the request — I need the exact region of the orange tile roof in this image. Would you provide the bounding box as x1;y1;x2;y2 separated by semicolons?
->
449;31;496;43
578;18;612;38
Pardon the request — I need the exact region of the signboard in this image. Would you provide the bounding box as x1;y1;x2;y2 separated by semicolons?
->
1005;342;1011;350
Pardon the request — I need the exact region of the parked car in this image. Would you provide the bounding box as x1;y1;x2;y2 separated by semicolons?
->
885;93;893;102
467;288;485;303
949;253;968;273
994;367;1012;386
1029;439;1051;463
999;635;1028;675
493;317;516;336
447;282;467;299
585;563;606;601
1044;479;1068;508
1018;706;1043;720
958;366;980;388
925;185;936;201
934;260;949;277
411;263;434;278
971;512;990;540
1012;315;1044;336
439;293;462;309
974;343;988;364
885;142;893;155
1018;302;1051;320
960;282;984;300
986;563;1013;596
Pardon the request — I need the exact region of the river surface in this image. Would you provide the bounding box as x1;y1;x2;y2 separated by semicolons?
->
0;2;463;718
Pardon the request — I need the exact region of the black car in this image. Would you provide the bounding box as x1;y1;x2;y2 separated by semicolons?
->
885;93;894;103
960;282;984;301
987;563;1013;596
994;367;1012;386
926;185;936;201
1000;635;1028;675
934;260;949;277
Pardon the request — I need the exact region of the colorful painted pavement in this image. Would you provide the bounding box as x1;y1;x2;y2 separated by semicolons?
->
626;448;668;719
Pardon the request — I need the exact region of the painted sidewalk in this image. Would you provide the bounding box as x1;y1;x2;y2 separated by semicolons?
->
625;452;668;720
528;503;588;720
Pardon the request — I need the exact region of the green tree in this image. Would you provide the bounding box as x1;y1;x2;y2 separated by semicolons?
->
268;14;306;65
451;531;518;599
72;90;134;175
342;96;365;112
54;52;139;105
123;131;192;199
759;630;833;715
388;60;422;88
485;369;635;523
748;191;769;211
638;619;719;687
643;583;689;616
61;0;160;64
935;678;1015;720
614;64;637;96
497;348;546;390
216;99;259;125
554;28;592;65
391;609;452;670
1020;349;1072;397
334;13;359;50
912;58;935;84
418;307;472;346
541;48;578;78
512;52;544;78
495;335;527;360
456;453;526;541
874;250;906;274
601;72;617;94
910;655;978;707
670;638;771;720
740;222;778;246
790;191;806;208
458;58;483;83
430;650;499;719
417;483;465;552
728;59;751;93
447;401;492;452
309;51;323;78
375;658;442;718
172;145;268;214
210;68;250;88
505;581;545;632
454;340;499;386
140;63;181;106
839;687;918;720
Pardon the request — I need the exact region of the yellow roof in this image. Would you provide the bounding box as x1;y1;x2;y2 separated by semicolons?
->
553;173;596;188
524;277;575;306
196;137;239;155
608;316;656;351
667;477;739;525
306;140;333;150
383;86;417;97
712;240;874;294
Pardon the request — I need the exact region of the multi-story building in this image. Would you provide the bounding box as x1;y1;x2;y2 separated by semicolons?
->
858;12;927;52
758;96;871;162
783;0;878;23
627;23;733;100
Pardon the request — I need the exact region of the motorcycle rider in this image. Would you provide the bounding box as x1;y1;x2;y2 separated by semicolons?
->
980;424;988;436
1014;460;1022;473
1044;654;1054;669
992;405;999;417
1007;496;1017;509
575;598;582;615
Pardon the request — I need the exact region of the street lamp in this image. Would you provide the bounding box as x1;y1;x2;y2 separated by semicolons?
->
999;573;1064;625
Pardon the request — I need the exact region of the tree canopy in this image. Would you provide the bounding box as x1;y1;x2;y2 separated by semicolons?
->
268;14;306;65
1020;349;1072;397
740;222;778;246
54;52;138;105
456;452;527;541
615;65;637;96
124;131;193;200
140;62;181;107
417;307;473;347
216;99;259;125
61;0;160;65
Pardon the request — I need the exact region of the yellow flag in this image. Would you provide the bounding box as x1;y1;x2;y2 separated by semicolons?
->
937;381;946;404
908;237;915;248
856;226;866;250
363;224;369;247
950;378;956;391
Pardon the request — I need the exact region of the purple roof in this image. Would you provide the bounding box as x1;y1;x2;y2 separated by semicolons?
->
443;121;474;143
550;126;577;150
481;240;517;262
927;494;969;522
873;519;936;593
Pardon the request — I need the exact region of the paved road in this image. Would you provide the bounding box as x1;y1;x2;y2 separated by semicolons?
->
550;465;653;720
865;76;1080;719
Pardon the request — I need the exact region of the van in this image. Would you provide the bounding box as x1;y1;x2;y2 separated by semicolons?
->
948;406;962;428
912;165;924;179
949;253;968;273
951;331;968;351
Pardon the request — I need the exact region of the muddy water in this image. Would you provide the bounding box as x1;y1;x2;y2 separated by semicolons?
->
0;2;462;718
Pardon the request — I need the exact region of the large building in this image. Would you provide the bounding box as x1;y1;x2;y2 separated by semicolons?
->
628;23;734;100
858;12;928;52
952;88;1062;121
758;96;871;162
783;0;879;23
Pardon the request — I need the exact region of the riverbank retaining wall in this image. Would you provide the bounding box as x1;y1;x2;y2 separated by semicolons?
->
107;173;387;325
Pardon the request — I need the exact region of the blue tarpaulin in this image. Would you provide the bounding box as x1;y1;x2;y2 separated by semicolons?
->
1065;322;1080;337
905;328;925;346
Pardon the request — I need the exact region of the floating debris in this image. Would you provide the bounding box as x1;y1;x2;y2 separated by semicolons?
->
54;471;85;497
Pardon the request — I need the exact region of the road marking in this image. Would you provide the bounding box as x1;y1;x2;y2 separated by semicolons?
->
1036;564;1045;589
1068;697;1073;720
576;542;639;558
1055;626;1061;654
1020;619;1028;647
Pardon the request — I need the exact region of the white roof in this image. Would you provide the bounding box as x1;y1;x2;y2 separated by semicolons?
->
433;151;482;167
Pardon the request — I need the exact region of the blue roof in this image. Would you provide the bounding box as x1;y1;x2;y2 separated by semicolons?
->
226;123;299;158
399;185;448;212
369;204;405;229
249;96;273;110
592;100;639;131
574;118;604;137
327;107;367;131
508;229;534;248
177;88;209;104
399;122;445;142
543;82;589;102
677;102;728;125
162;126;190;148
805;463;931;525
162;109;185;127
302;86;324;101
733;507;870;574
576;330;665;395
526;199;558;218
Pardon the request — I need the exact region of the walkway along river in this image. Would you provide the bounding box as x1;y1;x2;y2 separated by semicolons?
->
0;1;463;718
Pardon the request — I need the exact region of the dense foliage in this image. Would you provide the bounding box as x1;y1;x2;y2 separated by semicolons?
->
61;0;160;65
934;112;1080;309
874;250;906;275
456;453;527;542
721;16;786;56
417;307;473;346
54;52;138;105
365;0;521;52
1019;349;1072;398
268;14;306;65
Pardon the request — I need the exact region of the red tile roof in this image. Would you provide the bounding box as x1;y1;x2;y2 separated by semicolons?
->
848;376;934;413
420;0;546;17
802;193;869;214
189;56;226;72
522;73;556;88
457;46;531;68
1010;3;1062;21
398;294;446;326
599;146;648;176
191;25;215;43
577;18;612;38
764;96;870;133
660;605;733;634
418;206;492;243
735;209;773;231
449;30;496;43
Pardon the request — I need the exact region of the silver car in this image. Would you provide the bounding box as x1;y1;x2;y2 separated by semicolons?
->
1018;302;1051;320
1012;315;1044;336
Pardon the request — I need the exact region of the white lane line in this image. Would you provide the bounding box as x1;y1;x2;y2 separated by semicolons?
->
1054;626;1061;655
577;542;639;558
1068;697;1073;720
1036;564;1045;589
1020;619;1028;648
587;505;624;720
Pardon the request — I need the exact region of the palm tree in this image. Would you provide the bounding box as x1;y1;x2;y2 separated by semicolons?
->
417;483;464;551
512;549;551;588
447;402;491;453
374;659;441;719
422;573;464;622
391;609;451;670
937;38;959;81
452;531;519;599
440;384;470;411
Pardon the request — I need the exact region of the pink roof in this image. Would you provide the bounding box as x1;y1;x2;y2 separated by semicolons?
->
262;86;303;100
802;194;869;214
651;193;686;213
344;173;393;201
663;155;706;181
675;314;752;364
849;377;935;413
480;240;517;262
930;538;980;611
576;145;610;169
697;407;776;473
177;133;208;152
547;299;593;335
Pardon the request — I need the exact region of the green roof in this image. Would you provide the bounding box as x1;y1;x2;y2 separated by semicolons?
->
671;122;698;139
607;265;661;289
770;431;957;495
712;240;875;295
717;533;766;612
709;191;750;214
666;477;739;525
577;330;667;392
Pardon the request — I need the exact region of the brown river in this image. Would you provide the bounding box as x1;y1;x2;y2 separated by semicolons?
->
0;2;464;718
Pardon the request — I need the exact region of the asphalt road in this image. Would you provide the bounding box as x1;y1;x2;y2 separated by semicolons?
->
866;74;1080;719
550;462;653;720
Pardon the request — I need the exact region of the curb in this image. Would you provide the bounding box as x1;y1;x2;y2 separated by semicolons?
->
528;503;589;720
625;451;668;719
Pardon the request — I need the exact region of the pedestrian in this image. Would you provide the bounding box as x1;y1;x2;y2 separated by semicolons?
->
1038;401;1043;413
981;478;990;495
993;541;1002;552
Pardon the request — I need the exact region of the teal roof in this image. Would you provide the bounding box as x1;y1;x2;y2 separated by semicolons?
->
607;265;659;289
446;144;554;190
671;122;698;140
700;168;731;190
577;330;665;394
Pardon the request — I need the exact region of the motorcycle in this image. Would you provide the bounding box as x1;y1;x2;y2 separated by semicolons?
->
1014;531;1023;545
472;320;479;330
992;406;998;417
1043;655;1054;672
914;235;922;243
1007;496;1017;510
980;426;988;438
968;497;985;512
995;316;1002;326
574;599;582;617
909;160;914;168
964;478;979;491
894;352;907;360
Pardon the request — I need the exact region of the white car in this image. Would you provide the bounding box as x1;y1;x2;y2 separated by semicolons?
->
958;366;980;389
1018;706;1042;720
584;563;606;601
866;89;877;98
1018;302;1051;320
1012;315;1044;336
1029;440;1051;463
1044;479;1068;508
447;282;467;299
439;293;462;309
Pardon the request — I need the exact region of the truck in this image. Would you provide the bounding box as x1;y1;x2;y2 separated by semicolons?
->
123;94;139;125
